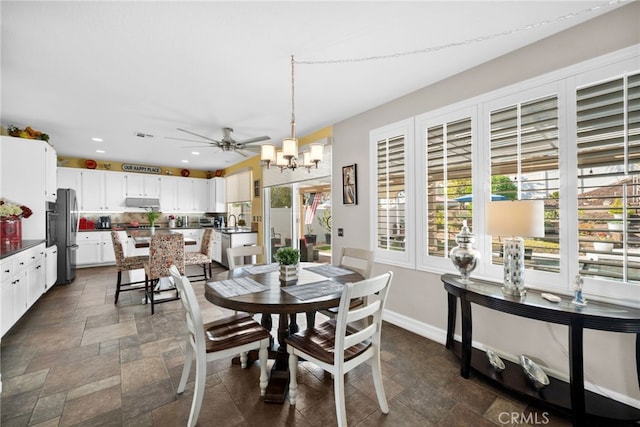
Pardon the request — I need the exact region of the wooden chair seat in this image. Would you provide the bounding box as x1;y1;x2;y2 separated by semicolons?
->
203;313;271;353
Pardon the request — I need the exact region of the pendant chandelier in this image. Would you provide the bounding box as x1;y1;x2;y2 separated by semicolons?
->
261;55;323;172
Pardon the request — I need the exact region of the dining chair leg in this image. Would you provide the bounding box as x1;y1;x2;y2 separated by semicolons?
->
288;351;298;404
240;351;248;368
144;275;149;305
114;271;122;304
177;340;193;395
372;350;389;413
150;279;156;315
187;345;207;427
259;344;268;396
202;264;207;280
334;373;347;427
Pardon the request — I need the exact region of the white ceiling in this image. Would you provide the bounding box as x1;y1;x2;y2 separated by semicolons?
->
0;1;625;171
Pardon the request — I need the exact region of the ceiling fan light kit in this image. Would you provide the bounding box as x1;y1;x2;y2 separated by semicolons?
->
261;55;323;173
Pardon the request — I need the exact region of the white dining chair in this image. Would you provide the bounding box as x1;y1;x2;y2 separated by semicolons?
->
169;265;271;427
286;271;393;427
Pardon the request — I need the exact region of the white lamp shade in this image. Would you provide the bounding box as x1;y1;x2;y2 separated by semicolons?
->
486;199;545;238
309;143;323;162
282;138;298;158
261;144;276;162
276;151;287;166
302;152;311;166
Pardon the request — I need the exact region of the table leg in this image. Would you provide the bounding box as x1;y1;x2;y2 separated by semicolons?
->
569;318;585;427
263;313;291;403
446;293;457;350
460;295;472;379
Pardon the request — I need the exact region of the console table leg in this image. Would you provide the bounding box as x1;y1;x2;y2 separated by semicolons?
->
446;293;457;349
460;295;472;379
569;318;585;427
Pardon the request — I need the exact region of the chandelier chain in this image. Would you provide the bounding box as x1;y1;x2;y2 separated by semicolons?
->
294;0;625;65
290;55;296;138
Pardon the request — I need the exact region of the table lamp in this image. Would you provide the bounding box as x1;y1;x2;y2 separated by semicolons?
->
486;199;544;297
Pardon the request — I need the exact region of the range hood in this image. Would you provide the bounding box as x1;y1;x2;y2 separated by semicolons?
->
125;197;160;208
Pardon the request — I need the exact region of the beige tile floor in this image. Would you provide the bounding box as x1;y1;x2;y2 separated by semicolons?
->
1;264;576;426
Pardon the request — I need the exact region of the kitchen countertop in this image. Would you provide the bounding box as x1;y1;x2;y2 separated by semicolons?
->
79;226;258;234
1;239;46;260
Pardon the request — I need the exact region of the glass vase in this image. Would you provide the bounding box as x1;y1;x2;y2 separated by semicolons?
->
0;217;22;247
449;220;480;283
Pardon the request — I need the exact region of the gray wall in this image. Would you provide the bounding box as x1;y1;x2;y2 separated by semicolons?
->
332;3;640;405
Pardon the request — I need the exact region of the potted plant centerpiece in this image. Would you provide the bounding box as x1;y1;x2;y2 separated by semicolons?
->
274;246;300;283
146;209;161;232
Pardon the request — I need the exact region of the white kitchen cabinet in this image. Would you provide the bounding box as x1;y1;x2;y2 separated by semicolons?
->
207;177;226;212
174;229;203;253
80;170;126;211
1;242;46;337
193;179;208;212
1;136;47;240
225;170;251;203
160;176;179;212
45;144;58;202
45;245;58;290
57;167;82;194
212;230;222;263
161;177;207;213
77;231;116;266
176;179;194;211
125;173;161;198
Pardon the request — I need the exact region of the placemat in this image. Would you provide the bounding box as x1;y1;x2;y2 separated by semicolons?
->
281;280;344;301
208;277;269;298
304;264;354;277
243;263;279;275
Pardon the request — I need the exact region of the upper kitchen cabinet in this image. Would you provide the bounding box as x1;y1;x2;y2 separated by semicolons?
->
80;170;125;211
207;177;226;212
161;176;207;213
124;173;161;198
0;136;47;240
44;144;57;202
225;170;251;203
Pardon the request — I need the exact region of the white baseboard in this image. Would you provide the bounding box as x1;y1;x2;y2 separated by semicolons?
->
382;308;640;410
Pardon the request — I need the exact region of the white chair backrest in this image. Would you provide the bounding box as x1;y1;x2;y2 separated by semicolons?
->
334;271;393;365
227;245;264;269
169;265;205;355
339;247;374;279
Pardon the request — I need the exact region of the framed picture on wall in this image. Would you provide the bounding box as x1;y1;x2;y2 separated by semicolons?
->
342;164;357;205
254;180;260;198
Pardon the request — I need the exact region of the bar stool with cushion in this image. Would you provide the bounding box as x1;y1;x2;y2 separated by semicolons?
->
286;271;394;427
144;233;185;314
169;265;270;427
185;228;213;281
111;231;147;304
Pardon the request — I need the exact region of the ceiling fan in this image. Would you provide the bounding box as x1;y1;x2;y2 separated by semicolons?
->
167;127;270;157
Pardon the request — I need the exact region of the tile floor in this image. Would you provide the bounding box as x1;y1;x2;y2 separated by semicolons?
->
1;264;579;426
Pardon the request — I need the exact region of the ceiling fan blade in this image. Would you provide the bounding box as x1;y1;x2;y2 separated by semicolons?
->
176;128;221;144
237;135;270;145
165;136;216;144
180;145;221;149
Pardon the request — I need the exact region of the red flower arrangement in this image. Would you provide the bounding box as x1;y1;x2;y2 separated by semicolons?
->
0;199;33;219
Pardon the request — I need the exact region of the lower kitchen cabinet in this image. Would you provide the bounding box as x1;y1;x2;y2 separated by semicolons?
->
77;231;117;266
45;245;58;290
212;230;222;263
1;242;46;337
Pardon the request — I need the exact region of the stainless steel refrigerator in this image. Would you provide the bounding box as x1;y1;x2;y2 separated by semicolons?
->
55;188;79;284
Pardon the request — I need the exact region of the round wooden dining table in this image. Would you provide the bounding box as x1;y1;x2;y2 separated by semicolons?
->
205;262;363;403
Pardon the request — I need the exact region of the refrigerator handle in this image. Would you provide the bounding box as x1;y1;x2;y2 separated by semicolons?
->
70;244;79;250
73;196;79;234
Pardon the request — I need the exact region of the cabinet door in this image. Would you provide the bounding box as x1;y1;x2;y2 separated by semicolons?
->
176;179;194;212
207;177;226;212
193;179;208;212
104;172;126;210
45;245;58;290
26;247;45;308
212;231;222;262
57;167;82;192
124;173;143;197
160;176;178;212
45;145;57;202
100;232;116;263
80;170;105;211
144;175;161;198
76;233;102;265
0;258;14;337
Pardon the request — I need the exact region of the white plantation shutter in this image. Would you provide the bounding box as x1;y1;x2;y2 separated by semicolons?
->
426;117;473;257
577;72;640;283
376;134;406;252
490;95;560;273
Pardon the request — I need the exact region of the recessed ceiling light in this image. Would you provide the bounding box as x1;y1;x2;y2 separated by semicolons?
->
96;149;105;153
182;160;189;163
91;137;103;142
191;151;200;155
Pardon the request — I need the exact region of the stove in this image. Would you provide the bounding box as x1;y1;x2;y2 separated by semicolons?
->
128;225;161;229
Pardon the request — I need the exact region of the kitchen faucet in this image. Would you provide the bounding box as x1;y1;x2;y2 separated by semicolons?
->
228;214;237;230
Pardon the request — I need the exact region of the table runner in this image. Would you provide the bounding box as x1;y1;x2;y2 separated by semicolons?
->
208;277;269;298
304;264;354;277
281;280;344;301
242;263;279;275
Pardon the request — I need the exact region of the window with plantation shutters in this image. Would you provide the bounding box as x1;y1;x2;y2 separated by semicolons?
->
426;118;473;257
376;134;406;252
577;72;640;284
489;95;560;273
